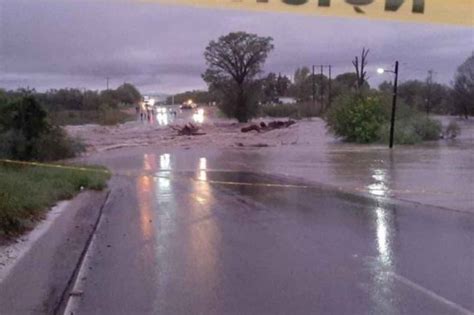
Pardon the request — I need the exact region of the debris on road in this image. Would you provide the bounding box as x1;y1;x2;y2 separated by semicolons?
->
172;123;206;136
241;120;296;133
241;124;261;133
236;142;270;147
65;116;307;153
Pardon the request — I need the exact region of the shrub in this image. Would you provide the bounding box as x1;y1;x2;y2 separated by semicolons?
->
378;115;442;144
33;127;85;161
378;120;421;145
326;94;387;143
0;96;84;161
327;93;444;145
414;117;442;141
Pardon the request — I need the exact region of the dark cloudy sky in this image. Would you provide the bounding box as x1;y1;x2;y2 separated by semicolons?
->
0;0;472;94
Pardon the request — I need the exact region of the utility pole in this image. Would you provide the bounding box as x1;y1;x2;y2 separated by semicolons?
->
389;61;399;149
106;77;110;90
312;64;333;112
328;65;332;109
312;65;316;105
320;65;324;110
377;61;400;149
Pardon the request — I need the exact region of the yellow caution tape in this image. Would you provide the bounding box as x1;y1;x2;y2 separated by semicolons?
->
146;0;473;26
0;159;111;174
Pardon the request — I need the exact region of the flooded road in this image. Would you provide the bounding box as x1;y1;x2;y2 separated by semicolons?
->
67;149;474;315
68;111;474;212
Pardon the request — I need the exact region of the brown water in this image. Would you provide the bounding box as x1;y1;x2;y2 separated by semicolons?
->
247;118;474;212
75;113;473;213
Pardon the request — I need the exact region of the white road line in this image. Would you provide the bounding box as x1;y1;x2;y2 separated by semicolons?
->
389;271;474;315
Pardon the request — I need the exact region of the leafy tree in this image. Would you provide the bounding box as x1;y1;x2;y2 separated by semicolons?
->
0;95;80;161
2;96;49;140
0;96;50;160
289;67;330;103
276;74;291;96
260;73;292;104
115;83;142;105
82;90;102;111
331;72;363;99
294;67;310;87
395;78;450;114
397;80;424;109
0;89;8;108
453;53;474;118
99;90;119;108
291;67;311;101
378;81;393;93
262;72;279;103
422;70;450;115
335;72;358;90
29;84;141;112
202;32;274;122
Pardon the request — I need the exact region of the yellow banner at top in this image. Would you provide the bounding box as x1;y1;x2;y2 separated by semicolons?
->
150;0;473;26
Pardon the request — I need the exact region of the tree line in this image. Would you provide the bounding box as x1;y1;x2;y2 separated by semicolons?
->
198;31;473;122
0;83;142;113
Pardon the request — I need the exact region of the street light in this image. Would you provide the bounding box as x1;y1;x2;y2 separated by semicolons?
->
377;61;399;149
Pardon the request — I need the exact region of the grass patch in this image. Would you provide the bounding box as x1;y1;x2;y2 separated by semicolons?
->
0;162;110;236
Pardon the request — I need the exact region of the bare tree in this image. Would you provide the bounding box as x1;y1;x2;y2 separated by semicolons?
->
352;48;370;91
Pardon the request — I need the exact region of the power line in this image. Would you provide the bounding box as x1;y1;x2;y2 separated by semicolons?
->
312;64;333;112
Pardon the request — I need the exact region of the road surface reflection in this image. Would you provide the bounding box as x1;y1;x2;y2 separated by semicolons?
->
137;153;156;241
370;203;398;313
137;153;221;309
77;148;474;314
198;157;207;181
368;169;390;197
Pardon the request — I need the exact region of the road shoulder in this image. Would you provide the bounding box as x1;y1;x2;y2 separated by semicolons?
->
0;190;109;315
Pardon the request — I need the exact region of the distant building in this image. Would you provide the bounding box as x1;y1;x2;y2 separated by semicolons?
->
277;97;297;105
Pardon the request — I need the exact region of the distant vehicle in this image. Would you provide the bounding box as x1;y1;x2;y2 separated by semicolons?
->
155;106;168;113
180;99;197;110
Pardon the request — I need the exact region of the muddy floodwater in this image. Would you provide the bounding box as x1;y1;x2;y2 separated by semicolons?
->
70;109;474;213
62;111;474;314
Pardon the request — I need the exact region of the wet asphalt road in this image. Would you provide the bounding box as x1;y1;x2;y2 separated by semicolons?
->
67;150;474;315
